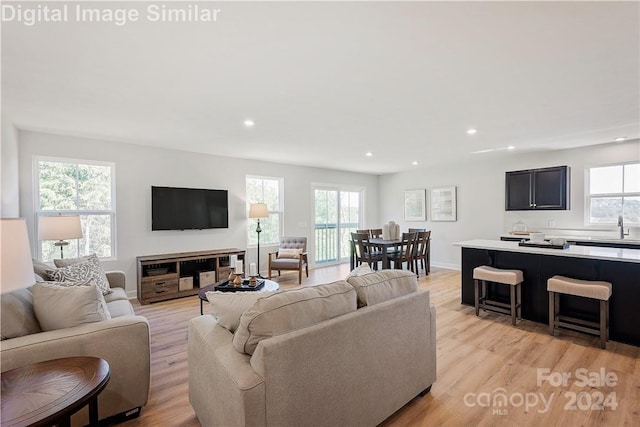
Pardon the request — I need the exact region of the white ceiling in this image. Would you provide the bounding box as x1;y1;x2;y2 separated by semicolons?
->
2;1;639;174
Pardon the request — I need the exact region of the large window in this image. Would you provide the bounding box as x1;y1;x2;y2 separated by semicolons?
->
586;162;639;225
35;157;116;261
246;176;283;245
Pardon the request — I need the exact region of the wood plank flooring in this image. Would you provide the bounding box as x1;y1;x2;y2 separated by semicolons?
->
124;266;640;426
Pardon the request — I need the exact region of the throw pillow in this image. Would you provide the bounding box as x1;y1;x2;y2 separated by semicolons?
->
346;269;418;308
32;282;111;332
233;281;357;355
0;287;42;340
48;254;112;295
32;259;53;281
277;248;303;259
345;263;374;280
205;291;278;332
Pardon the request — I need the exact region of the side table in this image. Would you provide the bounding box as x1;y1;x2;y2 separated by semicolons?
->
1;356;110;427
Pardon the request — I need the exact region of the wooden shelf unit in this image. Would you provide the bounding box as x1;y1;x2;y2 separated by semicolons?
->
136;248;245;305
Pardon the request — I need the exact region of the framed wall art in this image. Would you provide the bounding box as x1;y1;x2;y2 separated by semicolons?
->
430;186;457;221
404;189;426;221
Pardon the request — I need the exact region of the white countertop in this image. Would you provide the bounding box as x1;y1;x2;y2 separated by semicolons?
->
455;239;640;263
500;234;640;246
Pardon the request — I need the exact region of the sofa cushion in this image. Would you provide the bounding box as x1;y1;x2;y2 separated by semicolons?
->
205;291;279;333
32;282;111;331
104;287;129;303
106;299;135;318
233;281;357;355
47;254;112;295
346;269;418;307
0;288;42;340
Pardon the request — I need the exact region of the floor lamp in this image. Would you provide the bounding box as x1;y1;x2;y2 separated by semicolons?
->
1;218;35;294
38;215;83;259
249;203;268;278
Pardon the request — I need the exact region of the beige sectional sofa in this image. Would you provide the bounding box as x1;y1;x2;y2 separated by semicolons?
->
189;269;437;427
0;270;151;426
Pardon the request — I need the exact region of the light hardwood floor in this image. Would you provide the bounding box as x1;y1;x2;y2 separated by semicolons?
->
125;266;640;427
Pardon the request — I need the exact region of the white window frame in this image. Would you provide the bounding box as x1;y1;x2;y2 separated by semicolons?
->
34;156;117;260
246;175;284;247
584;161;640;226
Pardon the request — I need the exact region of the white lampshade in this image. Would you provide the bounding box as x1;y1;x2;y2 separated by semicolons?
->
1;218;35;294
248;203;269;219
38;215;83;241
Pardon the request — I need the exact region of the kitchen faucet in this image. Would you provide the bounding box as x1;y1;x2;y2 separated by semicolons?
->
618;215;630;239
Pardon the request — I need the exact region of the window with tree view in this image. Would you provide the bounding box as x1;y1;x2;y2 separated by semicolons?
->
587;162;639;225
36;157;116;261
246;176;282;245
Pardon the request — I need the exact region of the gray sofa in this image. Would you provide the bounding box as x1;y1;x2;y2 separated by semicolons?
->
189;269;437;427
0;270;151;426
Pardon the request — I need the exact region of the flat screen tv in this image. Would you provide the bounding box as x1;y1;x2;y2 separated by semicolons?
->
152;186;229;230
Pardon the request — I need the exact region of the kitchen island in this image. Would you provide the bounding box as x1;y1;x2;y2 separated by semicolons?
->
455;240;640;346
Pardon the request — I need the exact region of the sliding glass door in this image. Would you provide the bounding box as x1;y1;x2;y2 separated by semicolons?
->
314;186;362;264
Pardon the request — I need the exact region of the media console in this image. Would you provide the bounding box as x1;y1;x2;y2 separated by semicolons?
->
136;248;246;305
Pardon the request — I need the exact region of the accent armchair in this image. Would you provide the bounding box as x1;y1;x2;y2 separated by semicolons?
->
268;237;309;284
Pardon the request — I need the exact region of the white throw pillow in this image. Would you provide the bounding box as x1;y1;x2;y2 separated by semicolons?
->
277;248;303;259
32;282;111;331
47;254;112;295
205;291;278;332
345;263;374;280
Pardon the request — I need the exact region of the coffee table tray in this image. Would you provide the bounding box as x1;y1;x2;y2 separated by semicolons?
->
214;279;265;292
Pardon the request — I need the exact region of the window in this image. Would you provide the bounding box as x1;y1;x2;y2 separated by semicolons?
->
246;176;283;245
35;157;116;261
586;162;639;225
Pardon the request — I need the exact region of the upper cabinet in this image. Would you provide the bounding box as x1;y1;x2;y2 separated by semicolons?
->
505;166;569;211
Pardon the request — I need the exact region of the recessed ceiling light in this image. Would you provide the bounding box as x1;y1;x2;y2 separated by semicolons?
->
614;137;627;142
365;152;373;157
243;119;255;127
411;161;419;166
467;128;477;135
507;146;515;150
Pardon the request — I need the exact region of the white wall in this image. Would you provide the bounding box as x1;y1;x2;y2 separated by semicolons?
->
1;115;20;217
18;130;379;296
379;140;640;270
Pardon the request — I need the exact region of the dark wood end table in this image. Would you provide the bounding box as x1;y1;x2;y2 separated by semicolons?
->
1;356;110;427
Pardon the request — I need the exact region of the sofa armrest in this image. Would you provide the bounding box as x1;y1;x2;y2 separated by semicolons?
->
106;270;126;289
0;316;150;422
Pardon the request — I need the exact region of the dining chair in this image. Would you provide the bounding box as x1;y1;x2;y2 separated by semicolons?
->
370;228;383;239
351;232;382;270
356;229;371;236
388;232;417;273
413;231;431;276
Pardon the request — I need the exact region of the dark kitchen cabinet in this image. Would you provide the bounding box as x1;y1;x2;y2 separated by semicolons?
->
505;166;569;210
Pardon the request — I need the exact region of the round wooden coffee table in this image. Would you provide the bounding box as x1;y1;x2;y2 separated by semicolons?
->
1;356;110;427
199;279;280;314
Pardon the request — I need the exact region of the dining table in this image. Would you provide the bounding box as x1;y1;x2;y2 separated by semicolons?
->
350;238;402;270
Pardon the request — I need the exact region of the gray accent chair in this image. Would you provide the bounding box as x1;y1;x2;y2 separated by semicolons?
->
268;237;309;284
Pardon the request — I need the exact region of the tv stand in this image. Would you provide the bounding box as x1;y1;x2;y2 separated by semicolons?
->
136;248;245;305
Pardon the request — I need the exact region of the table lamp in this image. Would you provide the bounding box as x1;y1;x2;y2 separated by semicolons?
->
248;203;268;278
38;215;83;259
1;218;35;294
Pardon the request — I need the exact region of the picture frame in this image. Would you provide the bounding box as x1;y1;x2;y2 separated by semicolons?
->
404;189;426;221
430;186;457;221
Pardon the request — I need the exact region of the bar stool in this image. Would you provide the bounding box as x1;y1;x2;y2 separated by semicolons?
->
547;275;612;349
473;265;524;325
